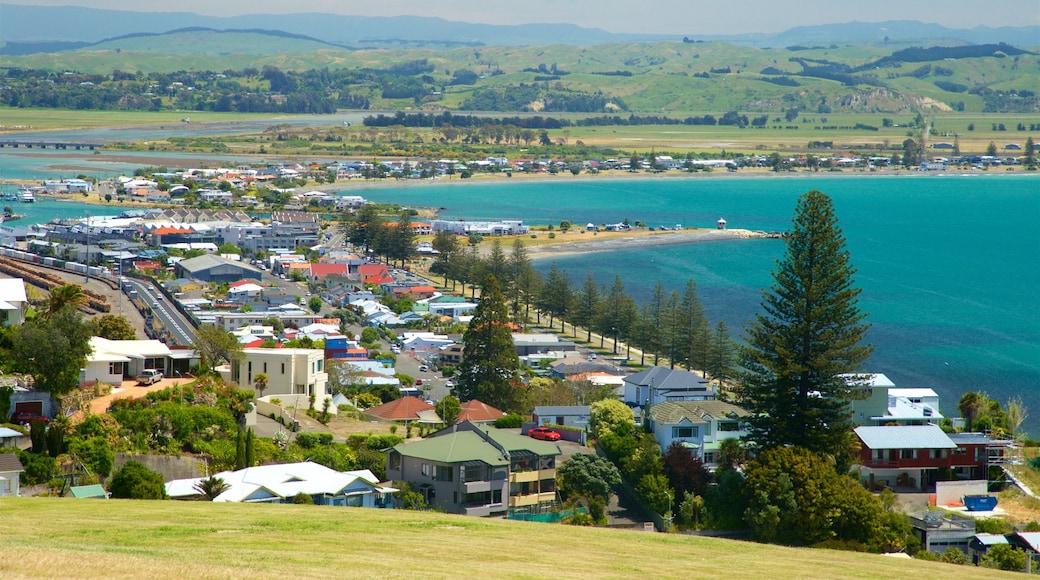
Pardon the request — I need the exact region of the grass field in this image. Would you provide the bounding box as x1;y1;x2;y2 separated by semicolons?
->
0;498;1018;579
0;109;279;131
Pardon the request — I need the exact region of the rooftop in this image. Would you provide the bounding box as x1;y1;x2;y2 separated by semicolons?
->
854;425;957;450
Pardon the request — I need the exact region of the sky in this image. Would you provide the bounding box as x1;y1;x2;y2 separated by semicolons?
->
9;0;1039;35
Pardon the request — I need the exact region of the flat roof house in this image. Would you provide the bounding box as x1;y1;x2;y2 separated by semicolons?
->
387;421;560;518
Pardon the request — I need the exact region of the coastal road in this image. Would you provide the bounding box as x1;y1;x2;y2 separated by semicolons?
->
123;278;196;346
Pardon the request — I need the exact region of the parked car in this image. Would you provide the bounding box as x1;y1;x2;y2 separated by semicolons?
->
419;365;429;372
136;369;163;385
415;379;423;386
10;412;48;425
529;426;562;441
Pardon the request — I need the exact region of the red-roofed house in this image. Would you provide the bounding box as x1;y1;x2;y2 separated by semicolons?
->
309;263;350;280
358;264;390;279
394;285;437;299
132;260;164;275
457;400;507;424
149;227;194;245
364;397;440;424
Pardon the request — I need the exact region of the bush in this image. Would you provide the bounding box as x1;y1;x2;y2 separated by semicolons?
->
292;492;313;504
109;460;166;499
494;414;524;429
16;449;56;485
295;431;333;449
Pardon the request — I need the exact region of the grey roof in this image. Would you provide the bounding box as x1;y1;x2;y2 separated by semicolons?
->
0;453;25;473
624;366;709;390
650;400;749;425
534;406;590;416
854;425;956;450
948;432;1000;445
178;254;262;275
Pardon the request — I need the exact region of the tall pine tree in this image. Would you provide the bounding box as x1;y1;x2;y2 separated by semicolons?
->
455;274;523;412
736;190;873;456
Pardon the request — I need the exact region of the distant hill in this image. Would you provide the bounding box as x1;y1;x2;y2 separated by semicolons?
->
1;5;1036;51
85;28;346;56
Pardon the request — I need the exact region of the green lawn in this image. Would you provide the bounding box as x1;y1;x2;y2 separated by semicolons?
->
0;108;279;131
0;497;1018;579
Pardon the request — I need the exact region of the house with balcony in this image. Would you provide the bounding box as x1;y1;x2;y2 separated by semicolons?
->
647;400;748;467
622;367;716;407
386;421;560;518
853;424;1000;491
845;373;943;426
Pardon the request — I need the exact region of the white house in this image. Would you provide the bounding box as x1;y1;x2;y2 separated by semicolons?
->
0;453;25;497
0;278;28;327
532;406;590;429
83;337;173;384
648;400;749;468
846;373;943;426
400;332;455;352
227;348;330;410
165;462;397;506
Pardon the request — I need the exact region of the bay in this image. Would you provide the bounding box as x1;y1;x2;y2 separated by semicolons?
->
360;174;1040;436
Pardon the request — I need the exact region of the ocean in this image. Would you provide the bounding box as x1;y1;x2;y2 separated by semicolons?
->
359;174;1040;436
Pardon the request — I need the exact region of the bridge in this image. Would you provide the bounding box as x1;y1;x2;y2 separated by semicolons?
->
0;140;104;150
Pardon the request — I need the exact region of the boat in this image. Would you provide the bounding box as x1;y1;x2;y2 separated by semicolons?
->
17;187;35;203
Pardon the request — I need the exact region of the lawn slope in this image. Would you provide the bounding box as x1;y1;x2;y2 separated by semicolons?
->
0;498;1016;579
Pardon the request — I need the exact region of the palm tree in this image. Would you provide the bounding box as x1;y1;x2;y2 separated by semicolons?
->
253;373;268;398
193;475;230;501
959;392;986;432
43;284;88;317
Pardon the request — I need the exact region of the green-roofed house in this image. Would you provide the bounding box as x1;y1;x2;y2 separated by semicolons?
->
387;421;561;518
69;484;108;499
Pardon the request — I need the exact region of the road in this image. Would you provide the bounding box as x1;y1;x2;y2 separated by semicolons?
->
123;278;196;346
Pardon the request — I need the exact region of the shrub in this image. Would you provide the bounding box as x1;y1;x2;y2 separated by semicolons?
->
109;460;166;499
295;431;333;449
292;492;313;504
494;414;524;429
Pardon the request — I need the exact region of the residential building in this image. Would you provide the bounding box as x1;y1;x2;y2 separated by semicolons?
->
647;400;749;467
83;336;175;384
512;333;578;357
846;373;943;426
228;348;329;403
909;511;976;554
457;400;507;424
0;453;25;496
386;421;561;517
0;278;28;326
969;533;1009;564
532;406;590;430
622;367;715;407
325;336;368;361
165;462;397;507
853;425;1006;490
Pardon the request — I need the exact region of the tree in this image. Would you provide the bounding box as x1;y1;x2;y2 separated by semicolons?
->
940;547;970;565
454;275;522;412
193;475;231;501
1025;136;1036;168
557;453;621;501
959;391;986;432
736;190;873;456
253;373;268;398
10;306;93;396
217;243;240;255
559;220;572;233
307;295;323;314
42;284;88;317
538;263;572;332
87;314;136;340
980;543;1026;571
193;324;243;373
986;141;998;157
109;460;166;499
507;239;539;327
67;436;114;479
571;273;600;342
589;398;635;439
662;442;710;500
435;395;462;425
705;321;735;385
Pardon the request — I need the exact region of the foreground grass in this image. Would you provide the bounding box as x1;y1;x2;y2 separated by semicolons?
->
0;498;1016;579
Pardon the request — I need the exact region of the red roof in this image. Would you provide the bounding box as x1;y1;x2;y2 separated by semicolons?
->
229;280;260;289
152;227;193;235
364;275;394;285
458;400;507;423
310;263;349;278
364;397;434;421
133;260;162;270
406;286;436;294
358;264;389;277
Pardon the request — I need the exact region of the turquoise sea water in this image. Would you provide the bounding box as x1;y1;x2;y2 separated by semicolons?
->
360;174;1040;436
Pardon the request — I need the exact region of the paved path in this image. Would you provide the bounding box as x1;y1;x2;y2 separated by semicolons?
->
85;377;187;415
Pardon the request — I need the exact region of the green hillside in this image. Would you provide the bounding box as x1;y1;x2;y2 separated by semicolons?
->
0;498;1016;579
1;33;1036;114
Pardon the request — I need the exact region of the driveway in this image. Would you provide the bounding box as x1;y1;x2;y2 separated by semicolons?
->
85;377;184;415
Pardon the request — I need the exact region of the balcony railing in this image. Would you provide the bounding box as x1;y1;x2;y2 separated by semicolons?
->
509;492;556;508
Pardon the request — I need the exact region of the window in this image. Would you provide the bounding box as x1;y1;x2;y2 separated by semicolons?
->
435;465;453;482
931;448;945;459
463;465;487;482
317;360;322;372
671;426;698;438
900;449;915;460
281;362;285;374
718;421;741;432
263;362;267;373
387;451;401;471
872;449;885;460
421;463;430;477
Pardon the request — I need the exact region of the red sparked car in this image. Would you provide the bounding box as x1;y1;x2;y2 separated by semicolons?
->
529;426;561;441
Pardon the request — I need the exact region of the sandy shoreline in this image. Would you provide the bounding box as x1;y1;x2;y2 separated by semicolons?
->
523;229;771;259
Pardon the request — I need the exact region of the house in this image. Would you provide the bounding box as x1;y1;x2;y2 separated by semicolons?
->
854;425;961;490
226;348;329;411
532;405;589;430
647;400;749;467
969;533;1009;564
164;462;397;507
386;421;560;517
83;336;176;384
324;336;368;361
457;400;507;424
0;278;28;326
400;332;455;353
846;373;943;425
364;397;439;424
622;367;715;407
1007;532;1040;564
909;511;976;554
548;355;619;378
0;453;25;496
511;333;578;357
0;426;26;449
